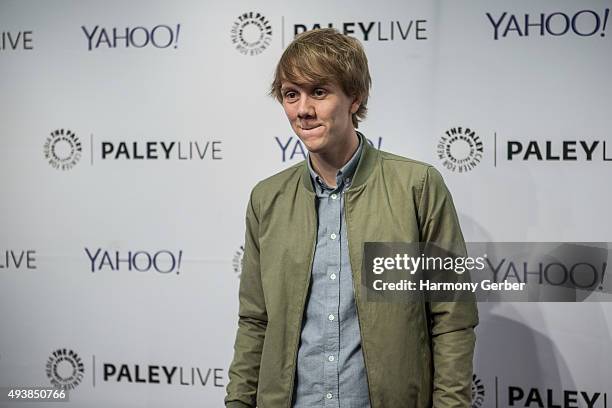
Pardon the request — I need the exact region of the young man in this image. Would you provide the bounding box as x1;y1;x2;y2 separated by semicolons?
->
225;28;478;408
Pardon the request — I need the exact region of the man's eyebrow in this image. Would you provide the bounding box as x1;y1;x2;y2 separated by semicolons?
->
280;83;301;92
281;81;329;91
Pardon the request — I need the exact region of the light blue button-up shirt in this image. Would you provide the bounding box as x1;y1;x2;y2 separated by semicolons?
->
292;132;371;408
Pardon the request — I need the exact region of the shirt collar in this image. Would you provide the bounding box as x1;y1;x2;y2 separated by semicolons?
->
307;131;364;193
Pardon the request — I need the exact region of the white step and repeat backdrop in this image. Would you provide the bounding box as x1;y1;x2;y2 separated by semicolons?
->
1;0;611;407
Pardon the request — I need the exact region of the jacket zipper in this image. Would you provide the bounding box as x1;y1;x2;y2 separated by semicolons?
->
344;189;375;408
286;195;318;408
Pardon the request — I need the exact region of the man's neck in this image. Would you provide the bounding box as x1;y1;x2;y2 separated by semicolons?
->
309;130;360;188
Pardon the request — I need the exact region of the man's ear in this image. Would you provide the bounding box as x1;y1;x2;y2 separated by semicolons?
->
350;96;362;114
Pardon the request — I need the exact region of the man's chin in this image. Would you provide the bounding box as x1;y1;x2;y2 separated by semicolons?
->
299;138;327;154
296;132;326;153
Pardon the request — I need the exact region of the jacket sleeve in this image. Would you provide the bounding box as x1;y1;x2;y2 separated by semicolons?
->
225;188;268;408
417;166;479;408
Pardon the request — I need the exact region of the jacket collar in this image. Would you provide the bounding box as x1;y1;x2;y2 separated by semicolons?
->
301;131;380;194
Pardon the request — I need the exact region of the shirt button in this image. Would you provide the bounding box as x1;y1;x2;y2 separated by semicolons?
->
326;393;333;399
345;177;351;183
328;314;335;321
330;233;337;240
328;355;335;362
331;193;338;200
330;273;337;280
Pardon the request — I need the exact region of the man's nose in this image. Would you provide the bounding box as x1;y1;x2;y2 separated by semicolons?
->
297;95;315;119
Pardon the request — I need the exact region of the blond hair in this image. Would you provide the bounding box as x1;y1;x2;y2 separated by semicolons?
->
270;28;371;128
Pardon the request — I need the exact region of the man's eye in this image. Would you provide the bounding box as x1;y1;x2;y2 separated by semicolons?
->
284;91;297;101
313;88;327;97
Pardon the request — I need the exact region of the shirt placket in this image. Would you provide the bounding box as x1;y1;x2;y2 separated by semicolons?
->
323;176;343;408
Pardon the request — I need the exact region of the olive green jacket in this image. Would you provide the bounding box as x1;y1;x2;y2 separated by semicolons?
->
226;141;478;408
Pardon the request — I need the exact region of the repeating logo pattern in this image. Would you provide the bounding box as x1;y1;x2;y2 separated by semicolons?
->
231;12;272;55
437;127;483;173
43;129;82;170
46;348;85;390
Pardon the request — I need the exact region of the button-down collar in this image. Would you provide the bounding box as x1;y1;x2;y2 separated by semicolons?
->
307;132;364;194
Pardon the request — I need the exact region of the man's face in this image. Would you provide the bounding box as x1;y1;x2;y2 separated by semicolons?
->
280;79;359;154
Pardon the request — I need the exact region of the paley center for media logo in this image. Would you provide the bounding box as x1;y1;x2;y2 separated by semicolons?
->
43;128;223;170
0;249;37;270
503;379;607;408
231;12;272;56
45;348;226;389
497;134;611;165
469;374;608;408
228;12;429;52
101;361;225;388
1;30;34;51
471;374;485;408
437;126;484;173
288;19;428;46
233;245;244;278
435;127;611;173
46;348;85;390
44;129;83;170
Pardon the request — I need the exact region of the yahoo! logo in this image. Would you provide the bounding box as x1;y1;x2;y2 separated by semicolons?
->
82;24;181;50
85;248;184;274
487;9;610;40
275;136;383;162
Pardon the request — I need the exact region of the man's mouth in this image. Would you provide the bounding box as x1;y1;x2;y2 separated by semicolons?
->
300;124;321;131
